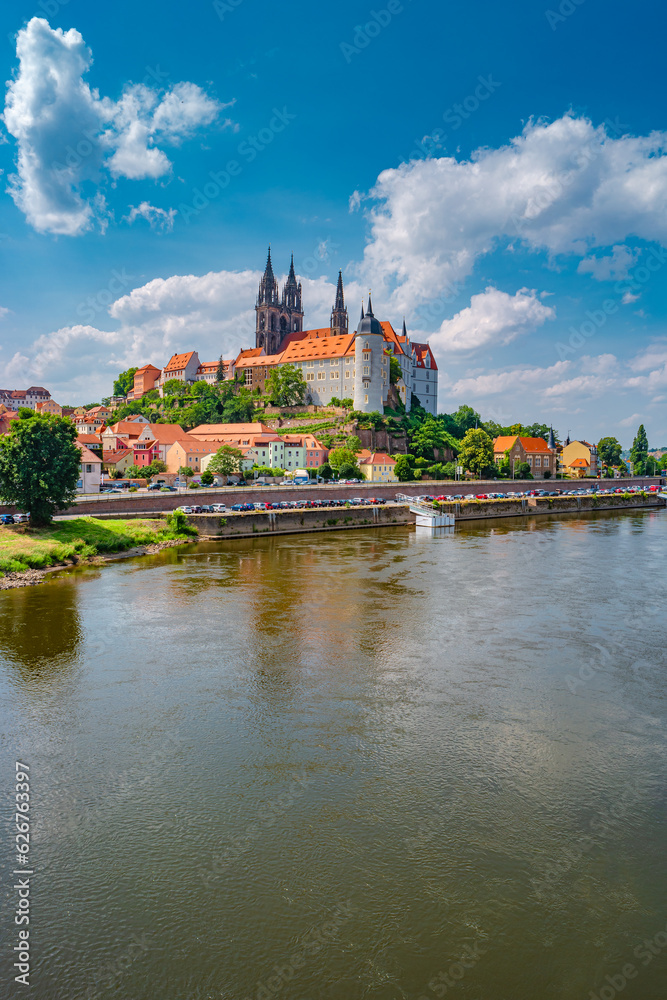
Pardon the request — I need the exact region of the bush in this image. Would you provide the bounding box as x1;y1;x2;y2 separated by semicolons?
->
543;468;552;479
188;481;200;489
129;486;138;492
165;511;198;536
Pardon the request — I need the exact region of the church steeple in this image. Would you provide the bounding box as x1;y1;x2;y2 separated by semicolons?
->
282;252;302;314
330;270;348;335
257;246;279;306
402;317;407;338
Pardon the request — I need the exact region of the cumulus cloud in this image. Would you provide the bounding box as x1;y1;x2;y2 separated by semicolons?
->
0;306;9;320
358;113;667;313
0;267;365;400
618;412;642;427
1;18;229;235
449;360;571;399
577;244;639;281
124;201;177;233
430;286;555;352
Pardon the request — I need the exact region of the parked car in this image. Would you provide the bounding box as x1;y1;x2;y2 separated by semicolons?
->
147;483;162;491
176;506;194;514
211;504;227;513
230;503;253;512
13;513;30;523
1;514;15;525
160;486;177;492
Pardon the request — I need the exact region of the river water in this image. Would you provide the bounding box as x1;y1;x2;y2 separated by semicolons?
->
1;510;666;1000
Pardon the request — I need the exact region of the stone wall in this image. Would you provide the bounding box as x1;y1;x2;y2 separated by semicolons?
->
188;504;411;538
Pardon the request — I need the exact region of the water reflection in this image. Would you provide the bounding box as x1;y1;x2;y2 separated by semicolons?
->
0;576;82;676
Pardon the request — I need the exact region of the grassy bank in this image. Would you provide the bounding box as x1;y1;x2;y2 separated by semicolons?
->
0;515;197;575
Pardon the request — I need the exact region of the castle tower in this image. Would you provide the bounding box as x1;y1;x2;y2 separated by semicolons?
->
353;294;384;413
256;247;282;354
330;271;348;335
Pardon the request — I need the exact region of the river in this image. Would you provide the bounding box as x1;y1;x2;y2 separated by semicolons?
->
1;509;666;1000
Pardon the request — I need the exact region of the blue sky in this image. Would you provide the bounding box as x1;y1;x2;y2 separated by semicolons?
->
0;0;666;445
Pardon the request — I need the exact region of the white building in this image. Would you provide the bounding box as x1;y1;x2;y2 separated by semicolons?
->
77;445;102;493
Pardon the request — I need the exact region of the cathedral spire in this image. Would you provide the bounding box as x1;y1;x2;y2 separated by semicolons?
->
330;270;348;335
360;301;365;323
264;246;275;283
402;317;407;338
286;253;297;285
367;292;374;317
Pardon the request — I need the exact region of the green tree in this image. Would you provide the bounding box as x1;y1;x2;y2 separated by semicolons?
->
346;435;362;455
216;356;225;383
393;455;414;482
340;398;354;409
207;445;244;482
330;397;341;407
389;356;402;385
457;428;494;477
0;412;81;525
597;436;623;469
144;460;168;478
317;462;334;480
411;417;459;461
327;447;359;472
200;468;214;485
452;404;482;436
338;462;364;479
178;465;195;478
113;367;138;397
265;364;307;407
629;424;649;474
515;462;533;480
124;465;145;479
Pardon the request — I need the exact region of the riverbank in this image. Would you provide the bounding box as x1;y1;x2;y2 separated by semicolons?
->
0;515;197;589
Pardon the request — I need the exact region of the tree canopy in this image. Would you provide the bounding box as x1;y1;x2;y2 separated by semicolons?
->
597;436;623;468
630;424;649;472
113;367;137;397
207;445;244;480
265;364;307;407
457;428;495;476
0;412;82;525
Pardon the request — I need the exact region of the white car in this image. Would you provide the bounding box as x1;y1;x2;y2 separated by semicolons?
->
176;506;194;514
211;504;227;513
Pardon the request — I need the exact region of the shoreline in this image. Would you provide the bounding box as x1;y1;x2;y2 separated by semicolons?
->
1;498;663;590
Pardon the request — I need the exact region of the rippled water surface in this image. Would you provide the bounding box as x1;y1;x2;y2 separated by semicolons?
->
1;510;666;1000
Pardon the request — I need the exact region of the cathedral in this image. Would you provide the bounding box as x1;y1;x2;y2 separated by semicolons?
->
253;248;438;415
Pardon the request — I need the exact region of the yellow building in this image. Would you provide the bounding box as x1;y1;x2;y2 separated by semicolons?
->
358;451;397;482
561;440;598;477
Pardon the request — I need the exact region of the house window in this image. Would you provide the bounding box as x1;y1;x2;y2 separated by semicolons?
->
331;371;339;379
307;373;315;381
317;371;325;380
307;361;314;367
363;366;369;375
345;370;350;378
364;395;368;404
536;457;542;468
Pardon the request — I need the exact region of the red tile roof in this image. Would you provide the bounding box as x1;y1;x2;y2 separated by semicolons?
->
164;351;197;372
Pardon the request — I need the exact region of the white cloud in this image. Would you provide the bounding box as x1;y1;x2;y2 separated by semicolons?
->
577;245;639;281
0;267;365;400
430;286;555;352
1;18;229;235
124;201;176;233
0;306;9;320
449;361;571;399
358;114;667;313
618;412;642;427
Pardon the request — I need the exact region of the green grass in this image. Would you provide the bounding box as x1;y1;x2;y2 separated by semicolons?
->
0;516;197;575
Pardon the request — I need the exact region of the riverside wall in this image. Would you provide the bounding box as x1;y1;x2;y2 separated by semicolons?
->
0;476;661;518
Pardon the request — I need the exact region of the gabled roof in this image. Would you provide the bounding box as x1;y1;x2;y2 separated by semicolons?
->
135;363;161;374
358;452;396;465
568;457;590;467
189;423;272;439
518;436;552;454
493;436;519;452
281;333;355;362
78;444;102;463
379;322;408;356
235;348;264;364
105;421;147;437
77;434;102;445
143;423;189;444
164;351;197;372
412;342;438;371
238;354;284;368
102;449;133;463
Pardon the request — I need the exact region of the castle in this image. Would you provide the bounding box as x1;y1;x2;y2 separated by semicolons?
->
124;247;439;416
252;248;438;415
